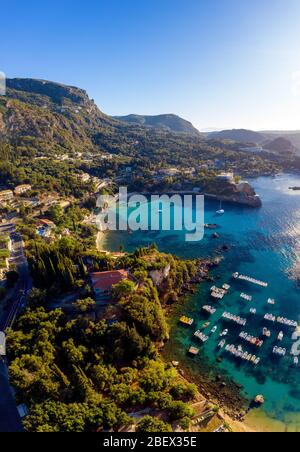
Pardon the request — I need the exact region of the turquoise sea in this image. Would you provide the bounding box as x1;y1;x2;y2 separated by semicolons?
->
104;174;300;431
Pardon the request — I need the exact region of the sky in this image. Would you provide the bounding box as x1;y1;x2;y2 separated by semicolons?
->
1;0;300;131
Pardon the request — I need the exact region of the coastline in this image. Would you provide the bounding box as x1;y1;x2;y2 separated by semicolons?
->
98;230;259;431
100;235;258;431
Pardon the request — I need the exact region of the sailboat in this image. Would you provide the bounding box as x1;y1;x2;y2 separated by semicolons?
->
216;201;225;215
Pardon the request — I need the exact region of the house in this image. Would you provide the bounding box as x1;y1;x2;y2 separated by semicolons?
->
90;270;129;304
216;172;235;183
14;184;32;196
0;190;14;203
36;219;56;237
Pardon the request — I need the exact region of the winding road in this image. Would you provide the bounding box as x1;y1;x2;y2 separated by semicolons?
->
0;222;32;432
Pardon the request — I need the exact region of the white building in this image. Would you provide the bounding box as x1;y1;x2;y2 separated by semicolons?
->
0;190;14;202
14;184;32;196
216;172;235;183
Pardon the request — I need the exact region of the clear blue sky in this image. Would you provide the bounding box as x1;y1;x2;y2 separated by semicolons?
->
1;0;300;130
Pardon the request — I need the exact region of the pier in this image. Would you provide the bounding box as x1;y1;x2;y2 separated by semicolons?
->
232;272;268;288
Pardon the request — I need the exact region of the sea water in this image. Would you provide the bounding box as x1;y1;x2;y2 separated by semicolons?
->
104;174;300;431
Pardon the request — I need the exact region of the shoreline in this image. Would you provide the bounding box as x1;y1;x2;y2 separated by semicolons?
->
99;233;259;431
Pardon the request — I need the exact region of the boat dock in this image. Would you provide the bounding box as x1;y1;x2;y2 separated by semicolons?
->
264;313;297;328
224;344;260;366
222;312;247;326
210;286;227;300
239;331;263;347
194;331;209;343
240;293;252;302
202;305;216;315
232;272;268;288
180;316;194;326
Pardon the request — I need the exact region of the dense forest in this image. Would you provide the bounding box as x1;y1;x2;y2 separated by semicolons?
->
7;244;202;432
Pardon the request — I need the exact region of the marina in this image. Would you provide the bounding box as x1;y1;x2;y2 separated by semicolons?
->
110;174;300;430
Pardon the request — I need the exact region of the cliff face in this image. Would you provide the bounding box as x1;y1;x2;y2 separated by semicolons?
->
204;180;262;207
0;78;124;155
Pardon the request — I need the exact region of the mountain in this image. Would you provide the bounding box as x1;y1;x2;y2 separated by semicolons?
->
0;78;296;192
0;78;121;154
113;114;200;135
263;137;296;155
208;129;265;144
262;131;300;151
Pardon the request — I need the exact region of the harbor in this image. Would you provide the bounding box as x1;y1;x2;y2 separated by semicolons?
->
181;272;300;371
107;174;300;431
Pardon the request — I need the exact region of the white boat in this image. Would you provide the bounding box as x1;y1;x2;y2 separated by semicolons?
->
211;326;217;334
263;328;271;337
294;357;299;366
278;331;284;341
218;339;226;348
216;201;225;215
220;329;228;337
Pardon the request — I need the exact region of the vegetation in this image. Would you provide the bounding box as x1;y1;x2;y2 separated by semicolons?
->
6;241;201;432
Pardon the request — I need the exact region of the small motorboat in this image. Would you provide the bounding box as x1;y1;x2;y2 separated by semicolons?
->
220;329;228;337
294;357;299;366
202;322;211;329
216;201;225;215
278;331;284;341
254;395;265;405
218;339;226;348
263;328;271;337
211;326;217;334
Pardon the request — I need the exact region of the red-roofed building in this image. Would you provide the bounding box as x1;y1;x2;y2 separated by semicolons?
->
90;270;129;304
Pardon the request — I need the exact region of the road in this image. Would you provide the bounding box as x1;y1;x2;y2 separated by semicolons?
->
0;222;32;432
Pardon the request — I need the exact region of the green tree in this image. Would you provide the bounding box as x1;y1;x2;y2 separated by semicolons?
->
137;416;172;433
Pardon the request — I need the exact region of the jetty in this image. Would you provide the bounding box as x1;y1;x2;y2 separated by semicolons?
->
222;312;247;326
232;272;268;288
273;346;286;357
189;346;200;356
202;305;216;315
224;344;260;365
264;314;298;328
180;316;194;326
194;331;209;343
240;293;252;302
239;332;263;347
210;286;227;300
